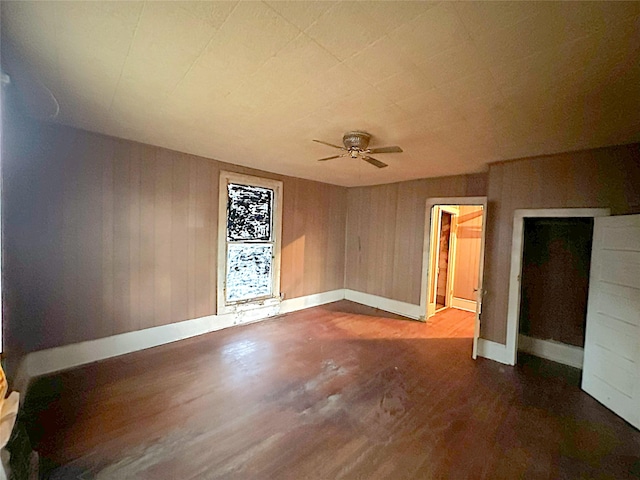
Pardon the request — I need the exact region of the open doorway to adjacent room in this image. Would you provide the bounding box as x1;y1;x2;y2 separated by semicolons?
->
427;204;484;318
421;197;487;358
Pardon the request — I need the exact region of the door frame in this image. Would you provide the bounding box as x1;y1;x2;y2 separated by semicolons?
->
420;196;487;359
504;208;610;366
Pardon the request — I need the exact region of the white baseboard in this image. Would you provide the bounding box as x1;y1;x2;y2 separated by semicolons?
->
451;297;477;312
477;338;514;365
518;334;584;369
344;289;423;320
15;288;426;394
14;289;345;397
280;289;345;314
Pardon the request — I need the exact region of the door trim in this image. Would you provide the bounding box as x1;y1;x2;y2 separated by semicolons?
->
421;197;487;359
504;208;610;366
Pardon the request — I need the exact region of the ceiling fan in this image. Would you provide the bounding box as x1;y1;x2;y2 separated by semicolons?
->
313;131;403;169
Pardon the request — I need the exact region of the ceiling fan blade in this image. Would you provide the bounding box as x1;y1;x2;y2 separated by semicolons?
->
317;155;342;162
368;146;403;154
313;139;344;150
363;156;388;169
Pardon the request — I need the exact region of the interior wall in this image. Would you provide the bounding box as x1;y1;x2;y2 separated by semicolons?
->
482;143;640;344
345;174;487;305
2;111;346;357
452;205;483;301
5;97;639;364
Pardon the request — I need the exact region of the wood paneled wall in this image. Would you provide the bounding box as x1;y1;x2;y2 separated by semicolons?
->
2;114;346;356
5;100;637;361
453;205;483;301
482;143;640;344
345;174;487;305
280;175;346;300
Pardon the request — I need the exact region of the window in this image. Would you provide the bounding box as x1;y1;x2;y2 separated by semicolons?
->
217;172;282;314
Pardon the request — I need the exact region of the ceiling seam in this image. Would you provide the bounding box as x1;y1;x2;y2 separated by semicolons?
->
448;2;513;155
259;0;347;87
52;2;62;107
106;0;145;113
168;0;241;98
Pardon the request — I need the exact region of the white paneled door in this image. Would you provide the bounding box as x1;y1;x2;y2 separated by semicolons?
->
582;214;640;430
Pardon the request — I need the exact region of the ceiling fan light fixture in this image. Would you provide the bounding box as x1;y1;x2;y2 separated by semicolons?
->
313;131;402;169
342;131;371;150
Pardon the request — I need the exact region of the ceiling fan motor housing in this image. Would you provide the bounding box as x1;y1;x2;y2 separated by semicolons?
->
343;131;371;151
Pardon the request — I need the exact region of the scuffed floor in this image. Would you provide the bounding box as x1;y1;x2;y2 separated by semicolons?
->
23;303;640;479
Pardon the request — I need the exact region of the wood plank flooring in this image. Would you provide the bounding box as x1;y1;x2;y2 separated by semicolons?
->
23;302;640;479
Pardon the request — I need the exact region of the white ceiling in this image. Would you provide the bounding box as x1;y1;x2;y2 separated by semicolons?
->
2;1;640;187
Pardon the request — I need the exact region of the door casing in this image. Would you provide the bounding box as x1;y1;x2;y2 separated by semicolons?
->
421;197;487;359
504;208;610;365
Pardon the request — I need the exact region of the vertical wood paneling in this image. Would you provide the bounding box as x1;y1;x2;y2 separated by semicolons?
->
193;158;212;318
480;163;504;342
187;157;197;319
304;180;322;295
128;143;142;333
279;177;346;299
78;135;104;342
139;147;156;330
113;142;131;334
280;177;296;298
482;144;640;344
345;175;485;305
392;183;415;302
101;138;115;339
170;157;189;323
4;118;348;355
154;150;173;327
209;162;219;313
327;183;346;292
40;129;67;347
61;131;81;343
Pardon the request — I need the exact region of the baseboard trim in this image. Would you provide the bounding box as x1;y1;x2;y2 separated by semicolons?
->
14;289;345;397
343;289;423;320
477;339;513;365
451;297;477;312
280;289;345;314
518;334;584;369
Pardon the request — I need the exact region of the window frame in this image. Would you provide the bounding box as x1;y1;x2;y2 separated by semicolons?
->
217;171;283;315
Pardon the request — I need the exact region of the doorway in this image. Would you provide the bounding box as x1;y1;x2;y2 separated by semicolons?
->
518;217;594;367
505;209;640;430
421;197;488;359
435;208;455;312
504;208;610;366
428;204;484;318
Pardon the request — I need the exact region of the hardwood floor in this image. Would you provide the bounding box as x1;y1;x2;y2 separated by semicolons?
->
22;302;640;479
